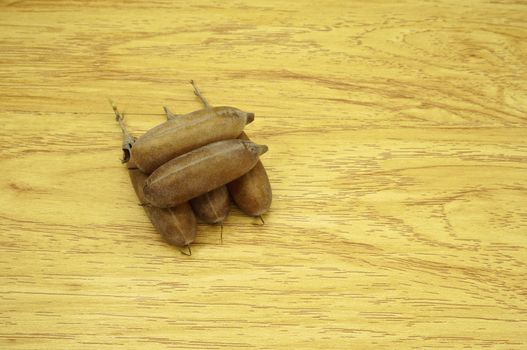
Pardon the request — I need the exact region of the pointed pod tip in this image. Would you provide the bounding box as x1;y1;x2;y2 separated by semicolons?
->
242;140;269;156
179;244;192;256
256;144;268;156
246;112;255;124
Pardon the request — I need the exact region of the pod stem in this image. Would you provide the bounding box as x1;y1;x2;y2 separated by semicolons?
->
163;106;178;121
110;100;136;163
259;216;265;225
190;80;211;108
220;222;224;244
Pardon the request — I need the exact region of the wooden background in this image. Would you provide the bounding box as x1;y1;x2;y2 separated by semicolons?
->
1;0;526;348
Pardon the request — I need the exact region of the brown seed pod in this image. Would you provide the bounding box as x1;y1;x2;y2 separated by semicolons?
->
144;139;268;208
163;96;231;226
128;162;197;247
190;186;230;224
227;132;272;217
131;80;254;174
113;103;197;251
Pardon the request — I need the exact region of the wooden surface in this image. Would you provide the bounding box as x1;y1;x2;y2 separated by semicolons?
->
1;1;526;348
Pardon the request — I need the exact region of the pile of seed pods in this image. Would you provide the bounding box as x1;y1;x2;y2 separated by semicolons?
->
112;81;271;255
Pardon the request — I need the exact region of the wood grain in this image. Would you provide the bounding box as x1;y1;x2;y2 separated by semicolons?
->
1;1;526;349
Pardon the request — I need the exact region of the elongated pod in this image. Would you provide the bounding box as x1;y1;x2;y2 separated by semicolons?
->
163;105;230;225
144;139;268;208
190;186;230;224
112;103;197;248
128;160;197;247
132;106;254;173
227;132;272;216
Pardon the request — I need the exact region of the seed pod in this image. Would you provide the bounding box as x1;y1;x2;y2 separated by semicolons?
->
162;100;230;226
134;80;254;174
190;186;230;224
128;161;197;247
132;106;254;173
227;132;272;216
144;139;268;208
112;103;197;249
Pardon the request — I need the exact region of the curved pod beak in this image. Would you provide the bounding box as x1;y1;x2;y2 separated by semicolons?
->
256;144;268;156
246;112;255;124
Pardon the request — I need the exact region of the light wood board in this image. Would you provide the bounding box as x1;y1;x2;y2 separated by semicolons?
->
0;1;526;348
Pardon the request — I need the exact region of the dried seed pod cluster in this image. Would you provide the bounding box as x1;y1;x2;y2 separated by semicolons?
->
113;81;272;255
